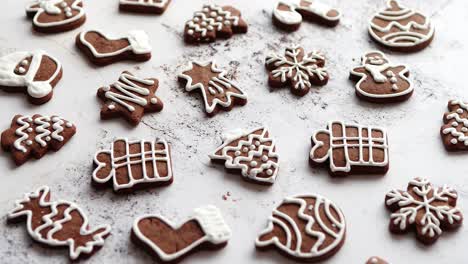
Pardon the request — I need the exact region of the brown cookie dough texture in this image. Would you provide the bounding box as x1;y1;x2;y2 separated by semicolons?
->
7;186;111;260
368;0;435;52
256;194;346;262
119;0;171;14
366;256;389;264
310;121;389;177
26;0;86;33
97;71;163;126
93;138;173;193
440;100;468;151
184;4;248;44
385;178;463;244
132;206;231;263
1;114;76;166
350;51;413;103
273;0;341;31
266;45;329;97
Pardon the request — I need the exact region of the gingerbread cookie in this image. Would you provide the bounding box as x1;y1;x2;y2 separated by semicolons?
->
385;178;463;244
310;121;389;176
178;61;247;116
441;100;468;151
97;71;163;126
210;127;279;185
366;257;388;264
266;45;328;97
0;50;62;105
93;138;173;193
256;194;346;262
350;51;413;103
273;0;341;31
369;0;435;52
26;0;86;33
132;206;231;263
7;186;111;260
1;114;76;166
184;4;248;44
119;0;171;14
76;30;151;66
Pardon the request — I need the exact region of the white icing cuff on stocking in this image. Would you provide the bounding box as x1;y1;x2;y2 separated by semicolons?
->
127;30;152;54
193;206;231;244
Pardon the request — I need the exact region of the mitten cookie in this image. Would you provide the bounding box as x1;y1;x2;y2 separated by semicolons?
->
310;121;389;176
93;138;173;193
441;100;468;151
1;114;76;166
210;127;279;185
97;71;163;126
273;0;341;31
367;257;388;264
119;0;171;14
350;51;413;103
385;178;463;244
369;0;435;52
266;45;328;97
76;30;151;66
184;4;248;44
256;194;346;262
7;186;111;260
178;61;247;116
26;0;86;33
132;206;231;263
0;50;62;105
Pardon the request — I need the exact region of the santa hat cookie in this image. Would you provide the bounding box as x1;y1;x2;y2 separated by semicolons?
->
25;0;86;33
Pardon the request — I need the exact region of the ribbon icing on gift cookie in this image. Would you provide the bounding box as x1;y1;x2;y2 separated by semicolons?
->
93;138;173;192
184;4;248;44
210;127;279;185
266;45;329;97
0;50;62;104
7;186;111;260
440;100;468;151
350;51;413;103
132;205;231;263
178;61;247;116
1;114;76;166
256;194;346;262
273;0;341;31
76;30;152;66
97;71;163;126
385;178;463;244
310;121;389;176
25;0;86;33
119;0;171;14
368;0;435;52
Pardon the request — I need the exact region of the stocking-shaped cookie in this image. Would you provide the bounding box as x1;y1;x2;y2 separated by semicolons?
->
1;114;76;166
97;71;163;126
273;0;341;31
119;0;171;14
7;186;111;260
184;4;248;44
440;100;468;151
26;0;86;33
350;51;413;103
256;194;346;262
178;61;247;116
0;50;62;104
310;121;389;176
132;206;231;263
93;138;173;193
76;30;152;66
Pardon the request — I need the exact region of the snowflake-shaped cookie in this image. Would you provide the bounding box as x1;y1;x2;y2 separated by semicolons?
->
265;45;328;97
385;178;463;244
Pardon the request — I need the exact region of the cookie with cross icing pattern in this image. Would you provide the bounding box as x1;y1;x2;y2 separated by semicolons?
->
1;114;76;166
26;0;86;33
97;71;163;126
184;4;248;44
440;100;468;151
119;0;171;14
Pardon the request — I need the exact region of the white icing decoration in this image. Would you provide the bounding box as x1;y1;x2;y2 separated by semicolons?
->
14;116;32;153
150;97;158;104
119;0;169;8
186;4;240;37
18;67;26;74
273;0;341;25
442;100;468;145
132;206;231;262
26;140;33;145
21;60;29;66
108;104;115;110
34;116;52;147
25;0;85;29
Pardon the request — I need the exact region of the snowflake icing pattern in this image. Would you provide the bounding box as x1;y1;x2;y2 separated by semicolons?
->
385;178;463;244
265;45;328;96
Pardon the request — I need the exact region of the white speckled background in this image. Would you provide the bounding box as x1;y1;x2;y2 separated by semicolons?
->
1;0;467;263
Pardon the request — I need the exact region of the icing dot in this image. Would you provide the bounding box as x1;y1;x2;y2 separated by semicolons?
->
266;169;273;175
462;127;468;132
60;2;67;7
27;128;33;132
203;7;209;12
390;77;398;83
27;117;33;122
250;161;258;167
451;139;458;144
207;25;214;31
66;122;73;128
234;151;241;156
65;11;73;17
255;141;261;146
150;98;158;104
26;140;32;145
201;21;208;27
242;147;249;153
391;84;399;91
308;205;314;211
210;11;217;17
193;17;200;22
370;258;378;264
457;109;464;114
386;70;393;77
46;136;51;141
224;20;231;26
21;60;29;66
452;122;459;127
18;67;26;74
261;155;268;162
52;117;60;122
250;145;256;150
216;16;223;22
108;104;115;110
102;86;110;92
187;29;194;35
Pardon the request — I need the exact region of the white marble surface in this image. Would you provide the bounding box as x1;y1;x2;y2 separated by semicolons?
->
1;0;467;263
